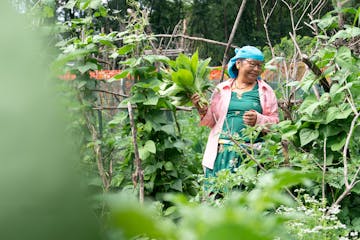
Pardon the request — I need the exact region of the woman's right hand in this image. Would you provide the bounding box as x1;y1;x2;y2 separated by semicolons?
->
191;93;208;116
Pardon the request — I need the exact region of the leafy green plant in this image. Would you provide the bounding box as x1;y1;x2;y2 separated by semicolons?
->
160;50;213;107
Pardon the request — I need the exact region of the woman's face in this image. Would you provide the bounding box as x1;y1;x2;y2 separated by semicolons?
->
236;59;263;83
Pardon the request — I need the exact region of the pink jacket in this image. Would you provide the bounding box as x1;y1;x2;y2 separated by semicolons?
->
200;78;279;169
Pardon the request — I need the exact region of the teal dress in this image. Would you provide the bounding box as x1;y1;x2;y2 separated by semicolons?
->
205;83;262;178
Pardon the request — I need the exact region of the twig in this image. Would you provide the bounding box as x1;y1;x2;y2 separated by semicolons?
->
260;0;278;57
294;1;313;31
92;105;193;111
343;113;360;189
220;0;247;82
90;89;129;98
152;34;239;49
322;137;327;200
330;112;360;208
165;20;182;51
127;102;144;204
90;57;112;66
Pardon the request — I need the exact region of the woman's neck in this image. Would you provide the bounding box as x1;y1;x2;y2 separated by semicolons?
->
234;78;256;90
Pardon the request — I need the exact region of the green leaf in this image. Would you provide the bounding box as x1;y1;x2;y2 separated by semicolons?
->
108;70;130;82
143;55;170;64
144;94;159;106
174;69;194;90
89;0;102;9
64;0;76;10
77;62;98;74
198;58;211;78
160;124;175;136
330;136;346;151
320;124;342;138
330;26;360;42
298;96;321;116
163;206;177;216
336;105;353;119
316;15;338;30
129;93;146;103
170;179;182;192
191;50;199;76
77;81;87;89
325;107;340;124
164;161;175;171
299;128;319;146
144;140;156;154
117;44;135;55
138;148;150;160
335;46;356;71
175;53;191;70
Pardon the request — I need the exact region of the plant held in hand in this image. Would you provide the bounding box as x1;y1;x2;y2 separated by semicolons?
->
161;50;213;108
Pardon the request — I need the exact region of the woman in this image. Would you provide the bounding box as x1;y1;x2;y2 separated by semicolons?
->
192;46;279;178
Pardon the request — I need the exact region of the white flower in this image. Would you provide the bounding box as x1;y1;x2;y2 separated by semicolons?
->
350;231;358;237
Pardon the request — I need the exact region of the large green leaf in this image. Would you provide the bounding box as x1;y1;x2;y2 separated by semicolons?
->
175;53;191;70
191;50;199;76
298;96;321;116
138;147;150;160
177;69;195;88
160;124;176;136
299;128;319;146
170;179;182;192
143;93;159;106
143;140;156;154
330;135;346;151
335;46;357;71
329;26;360;42
117;44;135;55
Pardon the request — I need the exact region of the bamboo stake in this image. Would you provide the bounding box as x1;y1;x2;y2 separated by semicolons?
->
220;0;247;82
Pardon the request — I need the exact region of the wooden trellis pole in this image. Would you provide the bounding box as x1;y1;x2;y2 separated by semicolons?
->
127;102;144;204
220;0;247;82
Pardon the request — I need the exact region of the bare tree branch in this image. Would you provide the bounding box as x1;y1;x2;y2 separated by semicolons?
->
260;0;278;57
152;34;239;49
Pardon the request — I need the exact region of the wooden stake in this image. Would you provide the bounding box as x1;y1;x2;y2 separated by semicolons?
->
127;102;144;204
220;0;247;82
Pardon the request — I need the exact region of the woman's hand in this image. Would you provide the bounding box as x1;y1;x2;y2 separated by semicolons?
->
191;93;208;116
243;110;257;126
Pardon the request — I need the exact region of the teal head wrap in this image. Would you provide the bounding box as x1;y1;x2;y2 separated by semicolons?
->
227;46;264;78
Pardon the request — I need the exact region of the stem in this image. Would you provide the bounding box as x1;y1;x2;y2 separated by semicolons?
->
322;137;327;200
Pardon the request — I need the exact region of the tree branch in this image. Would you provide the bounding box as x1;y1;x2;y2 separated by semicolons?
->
90;89;129;98
152;34;239;49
